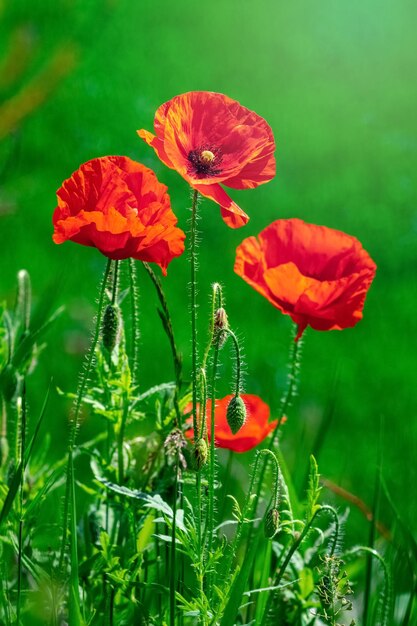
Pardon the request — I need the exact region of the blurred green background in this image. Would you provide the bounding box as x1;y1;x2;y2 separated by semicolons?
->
1;0;416;544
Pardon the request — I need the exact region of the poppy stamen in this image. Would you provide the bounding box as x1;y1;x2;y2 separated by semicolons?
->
187;145;222;178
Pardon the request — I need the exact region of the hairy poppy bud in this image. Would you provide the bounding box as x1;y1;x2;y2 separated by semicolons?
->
226;395;246;434
102;304;119;353
213;307;229;349
193;438;208;471
264;508;280;538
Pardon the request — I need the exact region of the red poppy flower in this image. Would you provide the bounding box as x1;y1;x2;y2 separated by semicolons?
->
186;394;283;453
52;156;185;273
138;91;276;228
235;218;377;340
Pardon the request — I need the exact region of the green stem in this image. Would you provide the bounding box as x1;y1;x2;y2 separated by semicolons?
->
111;260;119;305
343;546;392;626
206;342;220;593
201;283;222;372
59;258;112;571
128;259;140;385
118;397;129;485
260;505;339;626
190;189;199;438
142;261;182;425
16;380;27;625
226;329;242;396
253;327;302;528
170;454;179;626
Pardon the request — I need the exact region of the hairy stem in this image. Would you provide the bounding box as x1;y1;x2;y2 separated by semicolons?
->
142;261;182;425
59;258;112;571
190;189;199;437
128;259;140;385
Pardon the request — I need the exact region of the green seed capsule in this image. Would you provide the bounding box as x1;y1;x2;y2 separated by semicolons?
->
264;508;280;539
102;304;119;353
193;438;208;471
226;395;246;434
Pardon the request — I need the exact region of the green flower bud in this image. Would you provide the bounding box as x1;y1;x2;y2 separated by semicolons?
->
193;438;208;471
102;304;119;353
264;507;279;539
226;395;246;434
213;307;229;348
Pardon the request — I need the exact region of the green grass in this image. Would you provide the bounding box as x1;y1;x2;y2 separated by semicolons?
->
1;0;416;550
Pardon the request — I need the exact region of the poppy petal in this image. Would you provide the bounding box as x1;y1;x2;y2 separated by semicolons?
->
235;218;376;337
137;129;174;170
192;182;249;228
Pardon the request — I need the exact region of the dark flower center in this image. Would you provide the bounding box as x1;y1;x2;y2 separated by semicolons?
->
187;145;223;178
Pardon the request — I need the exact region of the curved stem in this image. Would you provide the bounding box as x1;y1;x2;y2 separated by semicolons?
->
226;329;242;396
142;262;182;425
260;505;339;626
59;258;112;571
343;546;392;626
202;283;223;373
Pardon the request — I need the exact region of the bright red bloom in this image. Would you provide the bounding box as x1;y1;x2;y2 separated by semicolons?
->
235;218;377;340
186;394;283;453
52;156;185;273
138;91;276;228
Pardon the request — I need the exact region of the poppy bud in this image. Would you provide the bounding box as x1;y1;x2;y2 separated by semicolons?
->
102;304;119;353
213;307;229;348
193;438;208;471
264;507;280;539
1;364;18;402
226;394;246;434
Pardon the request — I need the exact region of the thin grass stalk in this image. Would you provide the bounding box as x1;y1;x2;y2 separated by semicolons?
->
127;259;139;385
343;546;392;626
59;258;112;570
170;453;179;626
16;380;27;625
364;422;383;625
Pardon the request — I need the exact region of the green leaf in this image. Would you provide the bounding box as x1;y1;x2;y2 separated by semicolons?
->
305;455;322;523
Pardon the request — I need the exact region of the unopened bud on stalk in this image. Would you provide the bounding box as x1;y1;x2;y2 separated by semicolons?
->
213;307;229;348
264;507;280;538
193;438;208;471
226;394;246;434
102;304;119;353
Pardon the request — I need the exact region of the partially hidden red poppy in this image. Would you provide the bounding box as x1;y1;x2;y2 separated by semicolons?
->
52;156;185;273
235;218;377;340
186;394;284;453
138;91;276;229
